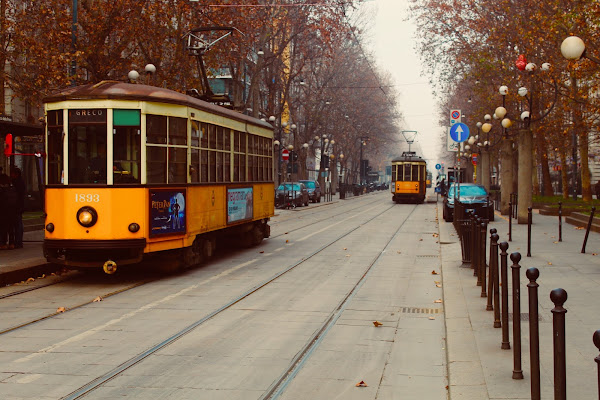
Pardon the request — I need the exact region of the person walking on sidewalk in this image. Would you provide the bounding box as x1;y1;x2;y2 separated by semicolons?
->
0;173;17;249
10;167;25;249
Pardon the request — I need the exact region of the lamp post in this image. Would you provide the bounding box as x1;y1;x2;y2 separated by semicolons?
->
491;59;556;222
269;115;287;187
561;36;599;202
359;136;369;185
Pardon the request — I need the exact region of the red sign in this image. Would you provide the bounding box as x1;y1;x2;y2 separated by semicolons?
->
281;149;289;161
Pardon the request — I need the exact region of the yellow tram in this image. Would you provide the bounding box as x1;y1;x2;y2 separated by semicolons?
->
43;81;274;273
390;151;427;203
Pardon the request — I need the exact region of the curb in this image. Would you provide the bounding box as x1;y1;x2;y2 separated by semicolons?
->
0;263;61;287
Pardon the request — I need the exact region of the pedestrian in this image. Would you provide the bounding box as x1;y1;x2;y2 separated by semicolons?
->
0;173;17;249
440;178;447;197
595;180;600;200
10;167;25;249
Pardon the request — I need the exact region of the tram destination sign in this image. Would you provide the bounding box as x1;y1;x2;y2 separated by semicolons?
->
68;109;107;124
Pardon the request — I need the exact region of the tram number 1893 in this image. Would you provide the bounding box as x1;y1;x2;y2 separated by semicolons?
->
75;194;100;202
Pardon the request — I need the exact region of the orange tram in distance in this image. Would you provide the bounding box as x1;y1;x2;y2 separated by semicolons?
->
390;151;427;204
43;81;274;274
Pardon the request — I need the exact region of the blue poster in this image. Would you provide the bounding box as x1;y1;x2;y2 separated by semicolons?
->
150;190;186;236
228;187;253;224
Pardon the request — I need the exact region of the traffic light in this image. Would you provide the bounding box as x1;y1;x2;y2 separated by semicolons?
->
3;133;12;156
291;150;298;161
323;155;330;169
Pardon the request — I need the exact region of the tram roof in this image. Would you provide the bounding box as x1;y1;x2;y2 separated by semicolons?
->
43;81;272;129
391;151;425;163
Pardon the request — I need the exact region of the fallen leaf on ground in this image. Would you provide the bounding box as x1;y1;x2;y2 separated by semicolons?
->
548;262;552;265
26;278;34;283
355;381;368;387
373;321;383;327
56;307;66;313
431;270;439;275
436;284;442;288
259;251;264;253
286;240;289;243
93;296;103;302
344;247;347;250
429;316;436;320
434;299;443;303
553;241;558;244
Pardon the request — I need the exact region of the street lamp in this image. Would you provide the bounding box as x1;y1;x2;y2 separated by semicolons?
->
561;36;600;64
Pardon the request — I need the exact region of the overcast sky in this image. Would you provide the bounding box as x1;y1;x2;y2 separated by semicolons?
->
361;0;443;164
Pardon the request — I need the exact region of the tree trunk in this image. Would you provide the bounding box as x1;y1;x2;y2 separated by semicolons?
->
518;128;533;224
500;139;513;215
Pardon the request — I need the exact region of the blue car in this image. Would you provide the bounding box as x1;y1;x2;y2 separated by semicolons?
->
443;183;494;222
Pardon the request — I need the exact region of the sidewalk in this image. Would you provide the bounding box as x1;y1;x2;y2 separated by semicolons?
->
439;202;600;399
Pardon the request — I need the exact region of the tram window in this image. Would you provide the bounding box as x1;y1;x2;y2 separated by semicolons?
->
248;155;255;181
68;125;107;184
209;125;216;149
224;153;231;182
191;121;200;148
239;154;246;181
223;129;231;151
412;164;420;181
200;123;208;148
233;131;240;152
209;151;216;182
391;165;397;182
191;148;199;182
403;164;411;181
47;110;63;184
168;147;187;183
200;149;208;181
215;126;223;150
113;126;141;184
146;115;167;144
168;117;187;145
147;146;166;183
216;151;223;182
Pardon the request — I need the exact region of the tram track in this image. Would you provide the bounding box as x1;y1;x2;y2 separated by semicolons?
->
60;199;413;399
0;197;389;336
269;193;387;239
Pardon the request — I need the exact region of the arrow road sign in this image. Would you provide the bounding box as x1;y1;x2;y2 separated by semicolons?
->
449;122;470;143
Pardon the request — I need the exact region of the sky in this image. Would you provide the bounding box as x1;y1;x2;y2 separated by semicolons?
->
360;0;443;165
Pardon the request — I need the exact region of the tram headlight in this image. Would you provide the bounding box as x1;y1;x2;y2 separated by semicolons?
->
45;223;55;233
76;206;98;228
128;223;140;233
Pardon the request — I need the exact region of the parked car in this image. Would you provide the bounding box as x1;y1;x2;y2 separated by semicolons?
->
443;183;495;222
275;182;310;208
299;180;321;203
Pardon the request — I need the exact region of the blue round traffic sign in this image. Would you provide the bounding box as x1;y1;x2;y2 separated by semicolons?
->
449;122;470;143
435;163;441;170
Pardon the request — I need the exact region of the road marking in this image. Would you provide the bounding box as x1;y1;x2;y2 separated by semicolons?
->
15;259;258;363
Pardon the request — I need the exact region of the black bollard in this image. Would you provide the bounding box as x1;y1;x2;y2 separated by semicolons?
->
481;229;496;311
551;288;568;400
508;201;513;242
582;206;596;254
527;267;541;400
593;330;600;400
527;207;532;257
510;253;523;379
473;214;481;283
558;201;563;242
480;221;488;298
491;233;501;327
500;242;510;349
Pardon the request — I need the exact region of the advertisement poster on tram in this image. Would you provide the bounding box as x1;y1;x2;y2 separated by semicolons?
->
150;190;186;236
227;187;253;224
